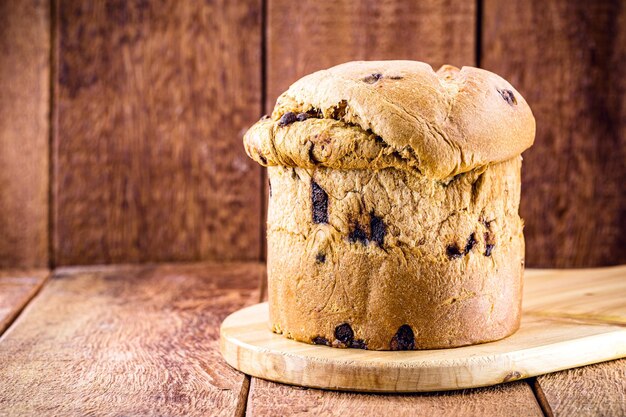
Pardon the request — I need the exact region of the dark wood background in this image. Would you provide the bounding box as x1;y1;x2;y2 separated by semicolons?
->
1;0;624;269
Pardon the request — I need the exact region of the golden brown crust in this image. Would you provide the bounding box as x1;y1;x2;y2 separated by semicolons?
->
245;60;535;179
244;118;423;172
267;157;524;350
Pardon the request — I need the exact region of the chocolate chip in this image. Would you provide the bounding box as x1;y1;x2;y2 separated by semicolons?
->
370;212;386;247
363;73;383;84
315;252;326;263
484;232;494;256
464;233;477;253
497;89;517;105
296;112;310;122
330;100;348;119
334;323;354;344
349;223;368;245
446;244;463;259
306;108;322;118
278;112;297;126
350;339;367;349
308;143;318;164
312;336;329;346
387;75;403;80
311;180;328;224
390;325;415;350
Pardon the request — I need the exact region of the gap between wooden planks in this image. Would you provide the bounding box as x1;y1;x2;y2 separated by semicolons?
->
0;269;48;335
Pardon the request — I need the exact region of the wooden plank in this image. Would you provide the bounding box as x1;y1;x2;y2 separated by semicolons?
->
0;0;50;268
247;378;543;417
524;266;626;324
0;269;48;335
482;0;626;267
267;0;476;109
0;263;264;416
535;359;626;417
53;0;263;265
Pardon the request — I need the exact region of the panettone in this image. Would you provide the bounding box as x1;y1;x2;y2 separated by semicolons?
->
244;61;535;350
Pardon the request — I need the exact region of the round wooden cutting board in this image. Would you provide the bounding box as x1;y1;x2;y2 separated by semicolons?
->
219;300;626;392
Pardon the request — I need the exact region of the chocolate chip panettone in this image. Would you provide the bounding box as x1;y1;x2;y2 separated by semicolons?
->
244;61;535;350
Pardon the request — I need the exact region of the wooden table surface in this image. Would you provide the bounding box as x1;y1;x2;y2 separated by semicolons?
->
0;263;624;417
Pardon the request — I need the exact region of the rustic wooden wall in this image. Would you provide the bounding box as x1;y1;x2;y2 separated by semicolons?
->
267;0;476;107
0;0;623;268
52;0;263;265
483;0;626;268
0;0;50;268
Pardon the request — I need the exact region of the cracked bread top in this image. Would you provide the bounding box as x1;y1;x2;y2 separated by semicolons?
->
244;60;535;180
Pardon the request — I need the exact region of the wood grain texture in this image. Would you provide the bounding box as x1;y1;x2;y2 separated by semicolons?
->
247;378;543;417
524;266;626;324
482;0;626;267
0;269;48;335
53;0;262;265
535;359;626;417
221;302;626;392
267;0;476;108
0;0;50;268
0;263;263;416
